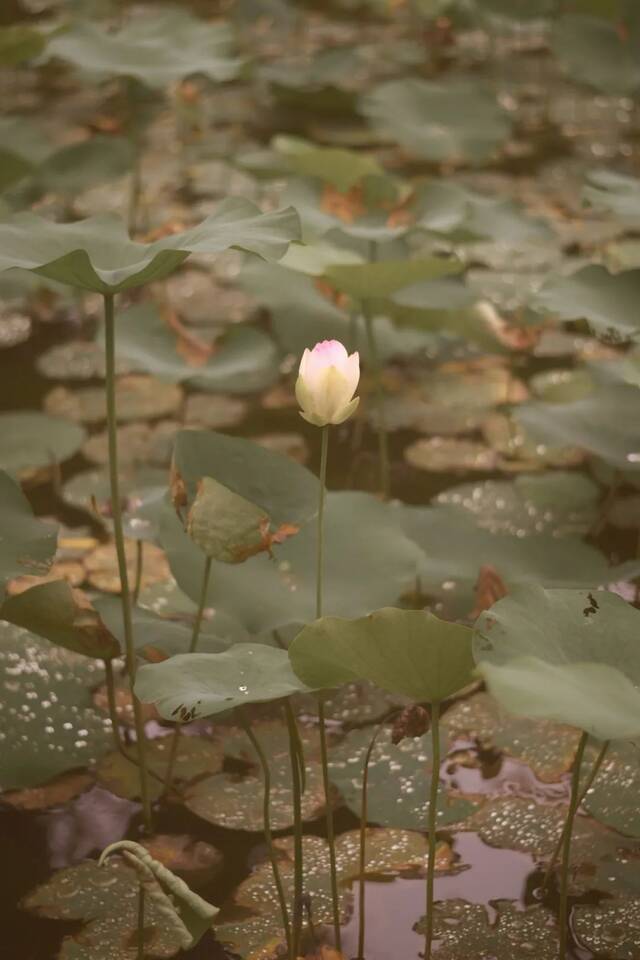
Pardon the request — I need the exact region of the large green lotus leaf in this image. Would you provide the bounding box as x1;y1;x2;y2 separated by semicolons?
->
0;199;300;293
63;466;166;542
103;303;279;392
328;725;477;830
1;579;120;660
325;256;462;300
360;78;511;164
552;15;640;95
584;169;640;227
574;898;640;960
44;376;182;425
272;135;383;191
0;411;86;477
23;857;196;960
583;742;640;837
239;258;435;360
514;385;640;471
532;265;640;341
183;721;328;831
160;492;425;634
216;828;441;958
474;586;640;740
94;596;247;660
135;644;311;721
415;900;557;960
398;505;624;608
435;472;600;537
0;470;57;598
171;428;318;529
0;24;46;65
0;623;111;790
290;607;474;703
46;9;242;88
414;180;551;244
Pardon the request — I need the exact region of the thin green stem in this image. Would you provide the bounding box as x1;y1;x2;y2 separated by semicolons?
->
104;657;125;756
363;306;390;499
104;293;152;831
285;700;305;960
163;556;213;793
137;882;146;960
316;426;342;950
357;721;385;959
559;731;589;960
238;707;292;955
132;540;144;605
543;738;609;888
425;701;441;960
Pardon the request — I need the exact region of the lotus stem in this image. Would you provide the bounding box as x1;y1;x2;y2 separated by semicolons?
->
104;292;152;831
238;707;292;956
316;426;342;951
543;738;609;889
163;555;213;794
559;731;589;960
356;720;386;959
132;540;144;605
424;700;441;960
285;700;305;960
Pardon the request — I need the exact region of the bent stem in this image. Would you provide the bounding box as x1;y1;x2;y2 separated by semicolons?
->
104;292;152;831
285;700;305;960
316;426;342;951
163;556;213;793
543;738;609;889
238;707;292;956
356;720;386;959
559;731;589;960
424;701;441;960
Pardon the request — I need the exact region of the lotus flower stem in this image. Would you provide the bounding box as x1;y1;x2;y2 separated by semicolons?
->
356;720;386;959
238;707;292;956
316;425;342;951
132;540;144;605
559;730;589;960
424;700;441;960
285;700;305;960
543;737;609;889
163;555;213;793
104;292;152;830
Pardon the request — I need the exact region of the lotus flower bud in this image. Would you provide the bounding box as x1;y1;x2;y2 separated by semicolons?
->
295;340;360;427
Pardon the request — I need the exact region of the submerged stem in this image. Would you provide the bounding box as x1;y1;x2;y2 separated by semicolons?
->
285;700;305;960
559;731;589;960
164;556;213;793
137;882;146;960
424;701;441;960
543;738;609;888
104;292;152;831
238;707;292;955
